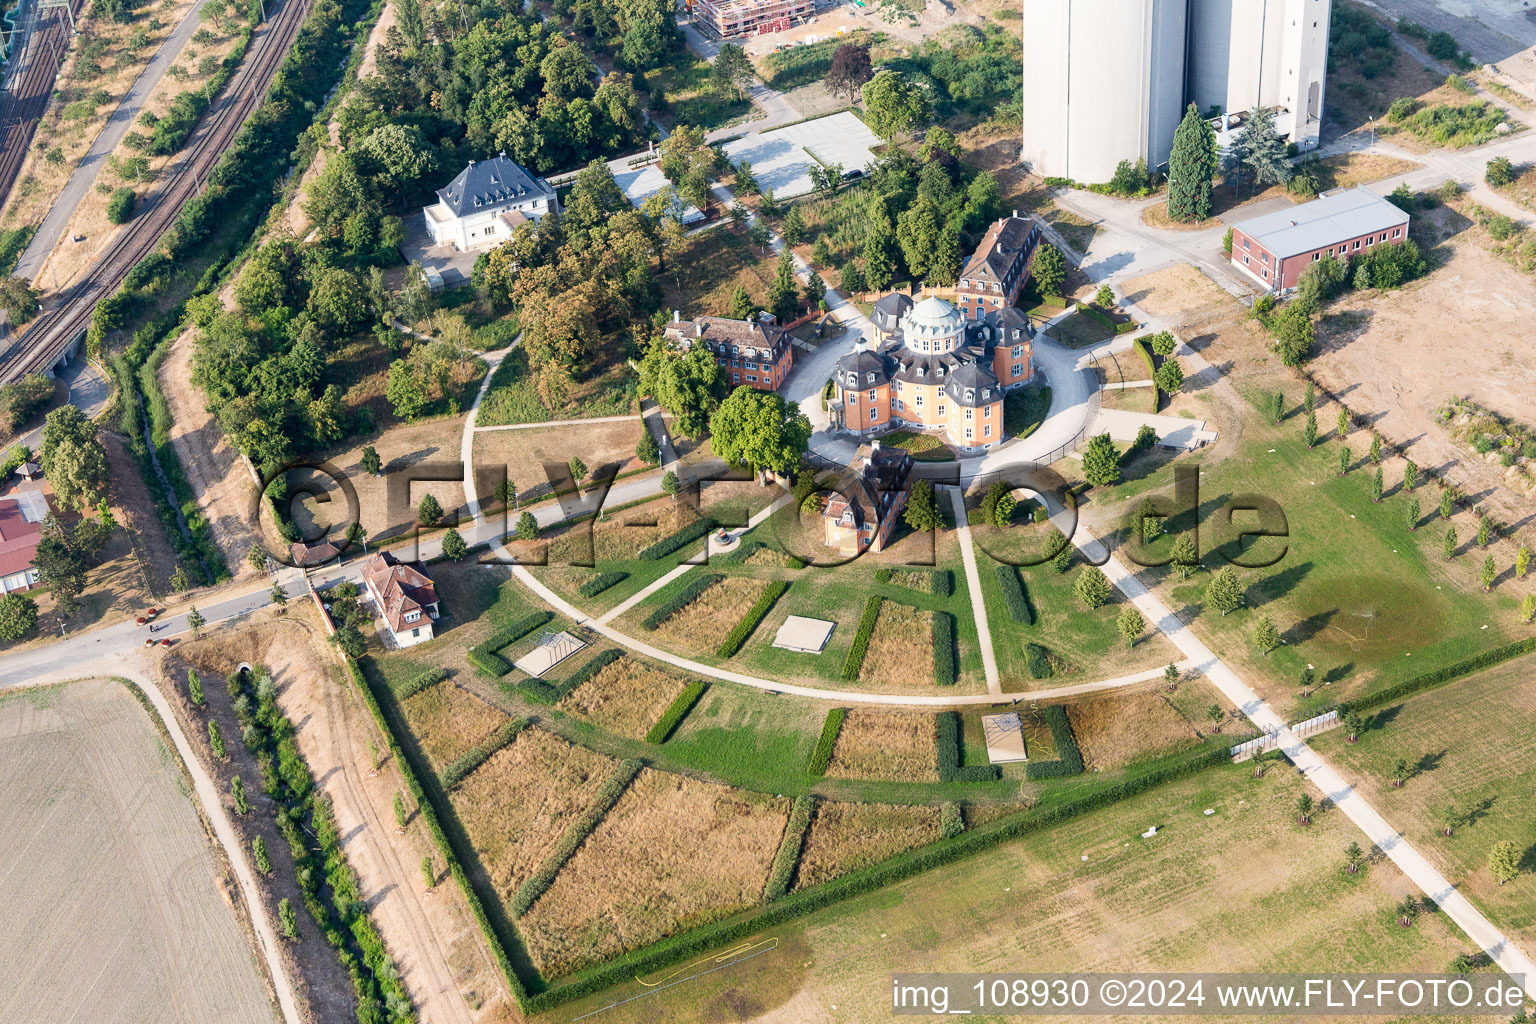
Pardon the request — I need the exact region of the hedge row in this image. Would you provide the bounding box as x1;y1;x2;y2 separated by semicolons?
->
940;801;964;838
525;741;1237;1013
932;610;956;686
578;572;628;598
641;573;723;630
468;612;554;676
716;580;789;657
441;717;530;789
840;597;882;679
1131;338;1159;411
996;565;1035;624
937;710;1001;783
808;707;846;776
931;569;953;598
1024;705;1085;779
395;665;449;701
1024;642;1052;680
510;759;644;917
763;795;815;901
720;540;804;568
1339;637;1536;716
517;648;622;705
345;659;532;1009
637;517;718;560
645;682;708;743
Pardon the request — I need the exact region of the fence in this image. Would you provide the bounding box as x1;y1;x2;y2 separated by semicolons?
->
1229;709;1339;762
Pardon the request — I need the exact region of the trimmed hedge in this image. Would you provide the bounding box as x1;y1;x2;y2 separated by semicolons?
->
1131;338;1159;411
578;572;628;597
517;648;622;705
1024;642;1052;679
645;681;708;743
395;665;449;700
641;573;724;630
716;580;790;657
764;795;814;900
524;741;1237;1013
808;707;846;776
1339;637;1536;715
931;569;953;598
510;759;643;917
1024;705;1085;779
996;565;1035;624
468;611;554;676
937;711;1001;783
840;597;882;679
718;539;804;568
636;517;718;560
940;801;964;839
441;717;530;789
932;610;956;686
874;567;894;583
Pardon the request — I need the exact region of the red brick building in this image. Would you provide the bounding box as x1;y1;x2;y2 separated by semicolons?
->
1229;186;1410;294
956;213;1041;321
663;313;795;391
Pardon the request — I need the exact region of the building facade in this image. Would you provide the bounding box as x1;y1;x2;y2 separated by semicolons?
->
956;213;1042;321
423;153;558;252
663;313;796;391
693;0;814;37
1229;186;1409;293
830;296;1028;452
822;443;913;555
362;552;441;648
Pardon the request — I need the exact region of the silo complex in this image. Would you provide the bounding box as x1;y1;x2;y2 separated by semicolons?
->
1021;0;1189;185
1022;0;1332;181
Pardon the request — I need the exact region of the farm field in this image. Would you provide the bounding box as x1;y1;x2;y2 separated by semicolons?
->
555;655;691;738
824;709;939;783
540;761;1480;1024
400;681;511;774
1312;657;1536;952
0;680;272;1024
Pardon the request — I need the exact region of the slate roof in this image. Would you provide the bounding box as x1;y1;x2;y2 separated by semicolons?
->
823;443;912;531
871;292;913;334
666;315;791;360
1233;187;1409;260
944;361;1001;407
436;153;555;219
961;215;1040;286
835;347;890;387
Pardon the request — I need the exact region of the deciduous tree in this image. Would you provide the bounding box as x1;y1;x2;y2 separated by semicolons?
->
1116;606;1144;648
861;70;929;142
709;388;811;478
1030;242;1066;298
0;593;38;642
824;42;873;100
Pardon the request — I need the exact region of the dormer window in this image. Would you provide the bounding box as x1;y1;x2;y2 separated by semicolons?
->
866;372;875;384
965;389;975;402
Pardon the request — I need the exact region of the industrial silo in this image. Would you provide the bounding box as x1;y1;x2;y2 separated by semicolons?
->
1020;0;1188;183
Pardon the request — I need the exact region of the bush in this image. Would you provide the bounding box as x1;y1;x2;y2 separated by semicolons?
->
1024;642;1051;679
930;568;952;597
1486;156;1516;188
641;573;723;630
1387;97;1418;122
1023;705;1085;779
645;681;708;743
716;580;789;657
940;801;964;839
510;759;643;916
1425;30;1458;61
467;611;553;676
395;665;449;700
937;711;1001;783
808;708;846;776
996;565;1034;624
441;718;529;788
763;796;815;900
932;610;956;685
578;571;628;597
518;648;622;704
106;187;136;224
840;596;882;679
636;517;718;559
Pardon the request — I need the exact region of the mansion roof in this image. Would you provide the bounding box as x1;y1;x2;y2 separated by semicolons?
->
436;153;555;219
664;315;792;362
961;215;1040;287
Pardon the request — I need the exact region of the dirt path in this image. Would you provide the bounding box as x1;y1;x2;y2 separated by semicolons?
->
159;327;264;578
271;616;513;1023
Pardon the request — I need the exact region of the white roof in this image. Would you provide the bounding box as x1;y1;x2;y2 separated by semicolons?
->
1233;187;1409;260
772;615;835;654
982;712;1029;763
512;630;588;678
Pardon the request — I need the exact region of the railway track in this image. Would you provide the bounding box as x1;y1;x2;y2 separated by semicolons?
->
0;0;85;209
0;0;311;383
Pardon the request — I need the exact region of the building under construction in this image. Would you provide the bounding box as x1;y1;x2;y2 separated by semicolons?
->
693;0;814;38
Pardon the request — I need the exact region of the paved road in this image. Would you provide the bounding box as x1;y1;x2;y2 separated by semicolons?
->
16;0;212;285
0;357;108;462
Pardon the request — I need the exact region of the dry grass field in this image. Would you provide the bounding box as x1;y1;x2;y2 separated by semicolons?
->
545;498;704;564
472;420;648;508
1066;688;1204;771
455;728;618;900
654;576;771;652
0;680;272;1024
555;656;691;738
400;681;510;773
860;601;935;688
519;769;790;977
792;801;943;891
961;802;1035;829
824;709;939;783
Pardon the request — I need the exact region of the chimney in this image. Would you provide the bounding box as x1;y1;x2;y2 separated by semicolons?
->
672;309;680;323
1012;208;1018;218
871;439;881;451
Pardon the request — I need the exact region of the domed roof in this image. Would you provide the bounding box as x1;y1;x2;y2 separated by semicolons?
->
903;296;963;340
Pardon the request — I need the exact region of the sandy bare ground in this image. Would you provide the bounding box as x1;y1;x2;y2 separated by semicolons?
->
159;327;265;578
0;679;275;1024
272;612;514;1023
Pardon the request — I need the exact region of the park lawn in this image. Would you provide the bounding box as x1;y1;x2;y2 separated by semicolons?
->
1004;384;1051;439
658;687;826;795
537;758;1474;1024
1311;657;1536;952
1048;312;1116;349
476;348;637;427
1104;387;1524;719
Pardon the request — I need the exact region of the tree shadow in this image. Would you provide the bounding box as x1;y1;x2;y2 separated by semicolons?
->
1367;703;1403;731
1258;560;1314;602
1286;607;1335;646
1414;749;1446;777
1465;796;1497;829
1323;662;1354;684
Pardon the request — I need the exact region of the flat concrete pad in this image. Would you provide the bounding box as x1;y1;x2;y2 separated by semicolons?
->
398;215;482;288
1092;408;1219;451
723;111;882;199
513;630;588;677
613;164;706;224
772;615;835;654
982;712;1029;763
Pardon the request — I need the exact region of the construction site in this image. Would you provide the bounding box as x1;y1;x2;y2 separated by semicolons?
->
691;0;816;39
